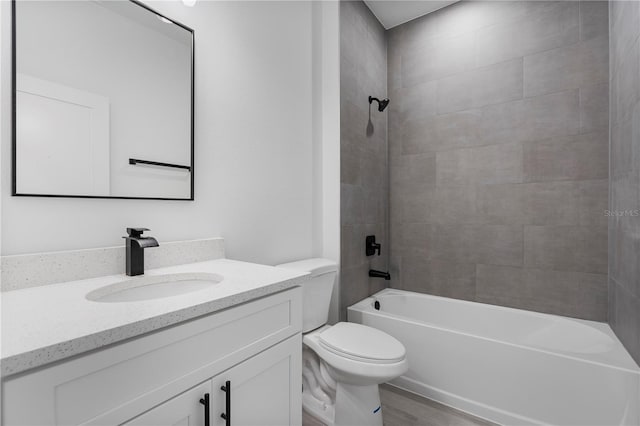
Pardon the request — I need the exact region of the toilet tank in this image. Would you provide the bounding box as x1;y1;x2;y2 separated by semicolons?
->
276;258;337;333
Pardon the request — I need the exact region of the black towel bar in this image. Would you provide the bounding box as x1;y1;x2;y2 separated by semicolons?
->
129;158;191;171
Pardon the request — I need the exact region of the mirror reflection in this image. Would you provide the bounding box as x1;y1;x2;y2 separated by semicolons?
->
14;0;194;200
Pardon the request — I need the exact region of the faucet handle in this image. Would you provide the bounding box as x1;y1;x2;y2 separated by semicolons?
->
365;235;382;256
126;228;150;238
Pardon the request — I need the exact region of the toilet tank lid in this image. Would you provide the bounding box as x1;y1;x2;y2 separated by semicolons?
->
276;258;337;277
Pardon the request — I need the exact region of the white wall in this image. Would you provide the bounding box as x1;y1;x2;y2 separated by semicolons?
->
311;0;341;323
1;0;318;265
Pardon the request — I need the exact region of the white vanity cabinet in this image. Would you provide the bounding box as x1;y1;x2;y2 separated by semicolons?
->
127;335;299;426
209;336;299;426
125;381;211;426
2;287;302;426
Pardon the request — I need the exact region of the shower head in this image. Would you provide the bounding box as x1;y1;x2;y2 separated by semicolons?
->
369;96;390;112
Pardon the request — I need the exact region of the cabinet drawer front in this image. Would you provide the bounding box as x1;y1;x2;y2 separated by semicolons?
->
3;288;301;426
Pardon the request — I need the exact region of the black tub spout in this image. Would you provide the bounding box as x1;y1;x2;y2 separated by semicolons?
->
369;269;391;280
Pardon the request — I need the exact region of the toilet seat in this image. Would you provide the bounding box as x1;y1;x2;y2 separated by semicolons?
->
318;322;406;364
303;322;408;386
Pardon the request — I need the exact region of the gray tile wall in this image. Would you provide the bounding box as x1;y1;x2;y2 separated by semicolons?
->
340;0;388;318
388;1;610;321
609;0;640;365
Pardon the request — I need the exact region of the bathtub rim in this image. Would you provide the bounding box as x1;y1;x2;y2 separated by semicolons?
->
348;288;640;374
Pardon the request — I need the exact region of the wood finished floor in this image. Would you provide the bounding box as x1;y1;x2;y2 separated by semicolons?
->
302;384;498;426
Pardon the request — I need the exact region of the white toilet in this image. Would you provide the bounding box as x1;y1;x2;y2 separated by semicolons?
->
277;258;408;426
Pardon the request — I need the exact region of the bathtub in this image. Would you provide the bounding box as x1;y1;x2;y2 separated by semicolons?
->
348;289;640;426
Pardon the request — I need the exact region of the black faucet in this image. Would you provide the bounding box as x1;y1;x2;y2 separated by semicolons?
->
123;228;159;276
369;269;391;280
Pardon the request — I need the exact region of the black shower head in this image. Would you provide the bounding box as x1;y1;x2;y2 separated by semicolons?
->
369;96;390;112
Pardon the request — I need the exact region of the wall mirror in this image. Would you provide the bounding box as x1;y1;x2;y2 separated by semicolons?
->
12;0;194;200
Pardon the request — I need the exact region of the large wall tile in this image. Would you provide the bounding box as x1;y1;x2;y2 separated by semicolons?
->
431;224;523;266
341;263;371;313
436;58;523;114
436;142;523;185
401;116;438;154
478;99;527;145
340;143;362;185
521;269;606;319
433;110;483;150
575;272;608;321
401;258;476;300
524;225;608;273
476;264;525;308
522;181;581;225
580;83;609;133
399;223;434;258
340;1;388;319
430;185;478;224
397;182;432;223
521;269;580;317
391;153;436;186
429;224;477;263
397;81;437;123
341;183;363;226
476;181;601;226
474;21;524;68
610;119;634;178
524;36;608;98
472;58;524;108
610;217;640;297
523;130;609;182
477;265;607;320
362;187;385;225
580;1;609;41
471;225;524;266
612;281;640;363
608;276;617;329
577;179;609;227
401;31;475;87
611;0;640;71
615;36;640;124
611;171;640;213
521;90;581;141
476;183;525;225
477;90;584;147
609;0;640;363
518;1;580;55
475;1;579;67
388;0;609;323
341;225;364;268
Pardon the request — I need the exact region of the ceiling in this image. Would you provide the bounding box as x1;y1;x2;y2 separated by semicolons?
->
363;1;459;29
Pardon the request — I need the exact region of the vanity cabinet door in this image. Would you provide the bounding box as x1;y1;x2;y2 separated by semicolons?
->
125;381;212;426
211;334;302;426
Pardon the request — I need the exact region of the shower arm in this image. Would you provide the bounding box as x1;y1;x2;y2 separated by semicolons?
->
368;96;390;112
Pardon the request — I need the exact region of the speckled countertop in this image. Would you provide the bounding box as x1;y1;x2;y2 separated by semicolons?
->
1;259;309;377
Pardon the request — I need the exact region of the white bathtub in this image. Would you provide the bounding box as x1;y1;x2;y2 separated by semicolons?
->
348;289;640;426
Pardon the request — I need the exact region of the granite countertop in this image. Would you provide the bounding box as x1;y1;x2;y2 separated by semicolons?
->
1;259;309;377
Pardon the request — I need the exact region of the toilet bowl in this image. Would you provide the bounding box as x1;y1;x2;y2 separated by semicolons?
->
303;323;408;426
276;259;408;426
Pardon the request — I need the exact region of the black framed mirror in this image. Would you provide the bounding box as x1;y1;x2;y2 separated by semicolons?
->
12;0;194;200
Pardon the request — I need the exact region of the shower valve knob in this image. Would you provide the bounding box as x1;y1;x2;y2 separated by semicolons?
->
366;235;381;256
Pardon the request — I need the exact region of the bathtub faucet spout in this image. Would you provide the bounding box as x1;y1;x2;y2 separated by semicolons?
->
369;269;391;280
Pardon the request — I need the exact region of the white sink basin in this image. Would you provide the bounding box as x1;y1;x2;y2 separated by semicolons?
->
86;273;223;303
